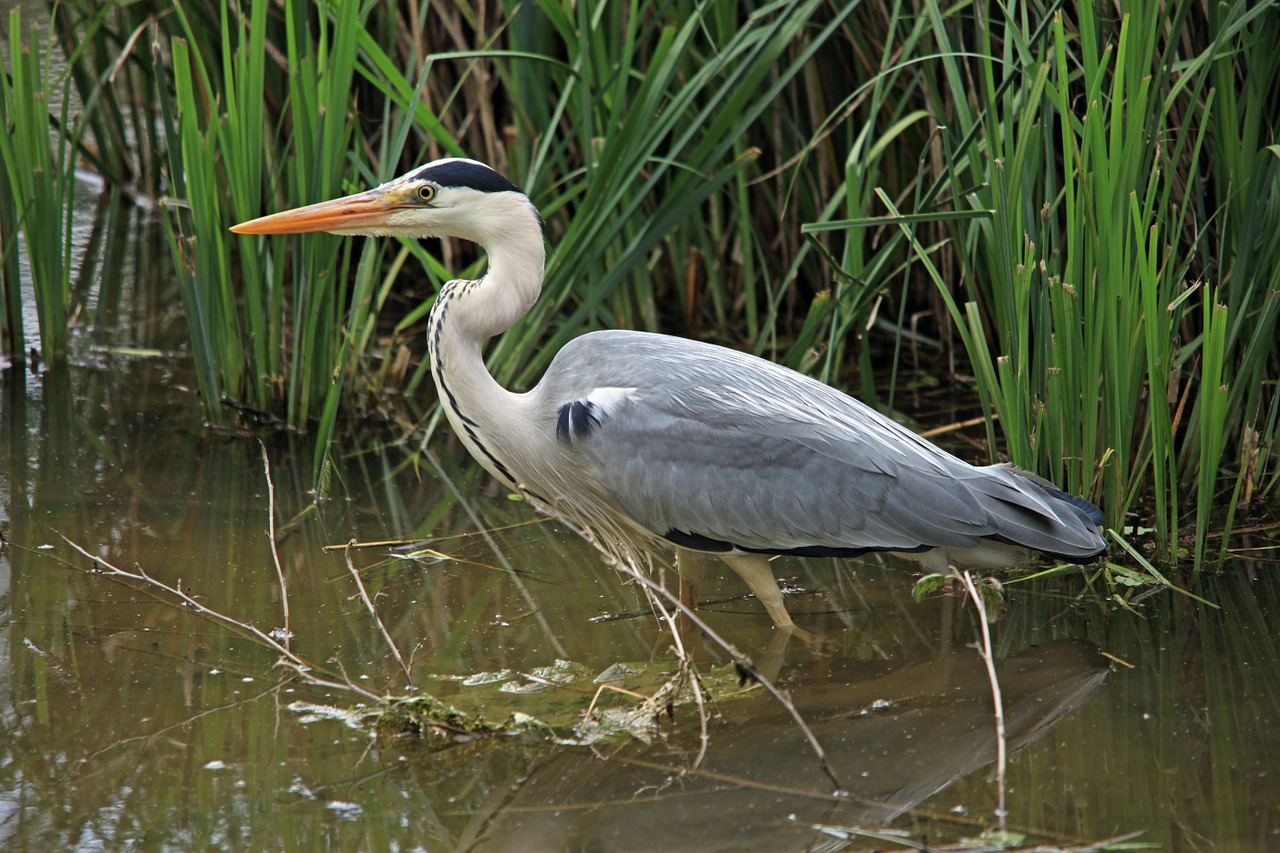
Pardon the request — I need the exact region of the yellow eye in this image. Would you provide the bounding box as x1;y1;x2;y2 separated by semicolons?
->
417;184;437;203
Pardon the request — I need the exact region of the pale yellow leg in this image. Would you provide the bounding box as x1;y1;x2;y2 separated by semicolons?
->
720;553;824;652
720;553;794;629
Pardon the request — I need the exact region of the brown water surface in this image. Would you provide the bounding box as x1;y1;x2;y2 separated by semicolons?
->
1;204;1278;853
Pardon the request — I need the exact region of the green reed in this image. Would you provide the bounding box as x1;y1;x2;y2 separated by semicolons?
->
0;107;19;358
0;9;73;363
801;0;1278;568
488;0;857;390
15;0;1280;567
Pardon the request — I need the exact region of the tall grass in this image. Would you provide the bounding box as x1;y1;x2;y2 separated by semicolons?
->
8;0;1280;566
157;0;374;479
0;9;75;363
804;0;1279;566
493;0;858;388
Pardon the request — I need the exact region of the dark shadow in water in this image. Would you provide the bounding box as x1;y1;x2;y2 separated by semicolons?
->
456;640;1109;852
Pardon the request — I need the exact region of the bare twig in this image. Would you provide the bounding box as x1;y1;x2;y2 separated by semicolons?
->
643;579;711;770
918;413;997;440
628;564;846;790
343;539;415;688
59;536;384;704
958;569;1007;831
524;495;844;793
804;821;1147;852
318;517;548;552
85;677;294;763
582;682;651;723
259;441;291;649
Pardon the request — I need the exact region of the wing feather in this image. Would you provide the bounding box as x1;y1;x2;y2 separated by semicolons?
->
535;330;1105;561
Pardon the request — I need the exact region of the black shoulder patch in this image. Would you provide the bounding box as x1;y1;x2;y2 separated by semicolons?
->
412;159;522;194
556;399;604;444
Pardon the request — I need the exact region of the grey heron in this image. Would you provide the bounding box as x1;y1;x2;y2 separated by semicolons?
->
232;158;1107;630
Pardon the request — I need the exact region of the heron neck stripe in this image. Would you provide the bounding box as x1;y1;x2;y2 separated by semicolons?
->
428;287;550;504
428;292;515;482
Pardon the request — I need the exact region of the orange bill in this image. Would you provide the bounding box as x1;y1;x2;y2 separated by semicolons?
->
230;186;410;235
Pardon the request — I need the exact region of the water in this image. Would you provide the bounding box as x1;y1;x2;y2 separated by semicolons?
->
1;201;1278;852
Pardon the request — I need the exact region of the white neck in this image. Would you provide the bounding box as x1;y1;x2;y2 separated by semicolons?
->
425;199;546;487
452;212;546;341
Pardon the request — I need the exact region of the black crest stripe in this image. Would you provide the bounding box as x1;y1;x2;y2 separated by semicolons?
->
412;160;522;194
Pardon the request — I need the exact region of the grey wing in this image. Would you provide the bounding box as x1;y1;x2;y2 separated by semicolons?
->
541;331;1104;560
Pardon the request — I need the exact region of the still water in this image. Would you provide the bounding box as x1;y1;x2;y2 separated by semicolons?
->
1;203;1278;852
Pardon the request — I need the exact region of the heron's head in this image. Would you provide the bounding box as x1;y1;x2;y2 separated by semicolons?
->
231;158;542;246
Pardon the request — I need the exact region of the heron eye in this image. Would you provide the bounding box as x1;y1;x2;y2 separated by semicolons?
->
417;184;437;203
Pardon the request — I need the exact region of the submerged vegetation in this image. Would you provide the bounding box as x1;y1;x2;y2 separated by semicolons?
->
1;0;1277;566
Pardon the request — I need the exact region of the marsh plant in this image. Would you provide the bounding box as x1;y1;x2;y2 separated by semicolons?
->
2;0;1277;567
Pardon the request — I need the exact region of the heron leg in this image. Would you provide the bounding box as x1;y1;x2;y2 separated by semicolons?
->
720;553;794;630
671;549;713;659
674;547;710;614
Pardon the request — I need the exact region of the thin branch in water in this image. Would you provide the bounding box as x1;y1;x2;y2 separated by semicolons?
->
958;568;1007;832
642;577;711;770
625;564;846;789
259;440;291;649
85;677;296;764
344;539;415;689
583;682;651;724
803;820;1147;852
59;535;384;704
319;516;549;552
523;494;844;794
